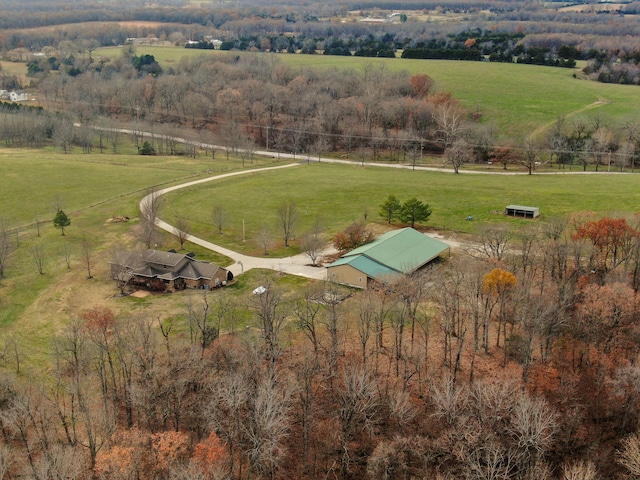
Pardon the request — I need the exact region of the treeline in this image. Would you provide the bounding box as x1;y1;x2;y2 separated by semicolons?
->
26;52;459;157
6;50;640;171
2;214;640;478
3;0;640;82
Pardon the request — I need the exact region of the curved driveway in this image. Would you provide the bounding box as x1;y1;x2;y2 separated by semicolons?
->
143;163;338;280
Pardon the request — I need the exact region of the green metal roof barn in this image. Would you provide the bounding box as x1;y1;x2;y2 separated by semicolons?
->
326;228;450;289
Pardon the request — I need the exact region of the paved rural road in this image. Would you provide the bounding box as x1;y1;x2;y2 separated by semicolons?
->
142;164;461;279
97;125;630;175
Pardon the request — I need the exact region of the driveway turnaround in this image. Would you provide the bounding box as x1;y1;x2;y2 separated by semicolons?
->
143;164;334;280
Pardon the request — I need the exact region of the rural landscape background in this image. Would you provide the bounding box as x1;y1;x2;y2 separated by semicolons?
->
1;0;640;478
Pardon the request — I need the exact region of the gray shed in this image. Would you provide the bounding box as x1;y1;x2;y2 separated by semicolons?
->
505;205;540;218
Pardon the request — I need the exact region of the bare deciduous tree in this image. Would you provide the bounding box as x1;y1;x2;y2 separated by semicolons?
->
301;220;325;267
256;224;272;255
446;138;470;174
466;224;513;261
185;292;218;356
244;374;295;479
293;285;323;356
337;364;381;478
617;432;640;477
209;372;250;478
137;188;163;248
435;102;464;148
277;201;298;247
519;138;541;175
31;243;46;275
248;279;288;367
173;216;191;249
80;238;95;279
562;460;598;480
0;218;15;281
212;205;227;234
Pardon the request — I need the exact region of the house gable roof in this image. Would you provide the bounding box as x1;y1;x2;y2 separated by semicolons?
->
144;250;186;267
110;249;225;282
341;227;449;274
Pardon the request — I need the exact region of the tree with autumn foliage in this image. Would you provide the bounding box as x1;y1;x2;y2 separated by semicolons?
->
573;216;639;273
409;74;434;98
490;144;521;170
483;267;517;358
191;432;228;478
573;282;638;356
333;220;374;253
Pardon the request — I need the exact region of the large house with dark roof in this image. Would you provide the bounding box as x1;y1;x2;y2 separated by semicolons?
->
110;249;232;292
326;228;449;289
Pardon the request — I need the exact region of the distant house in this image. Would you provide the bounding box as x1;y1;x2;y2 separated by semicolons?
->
110;249;232;292
8;91;28;102
326;227;449;289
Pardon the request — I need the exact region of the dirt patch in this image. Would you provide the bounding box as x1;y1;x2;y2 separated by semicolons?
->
130;290;151;298
106;215;130;223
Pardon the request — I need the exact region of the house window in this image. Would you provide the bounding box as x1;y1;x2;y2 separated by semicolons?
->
358;277;363;282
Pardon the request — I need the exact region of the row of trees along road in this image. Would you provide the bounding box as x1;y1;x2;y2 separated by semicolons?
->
1;212;640;478
0;49;640;173
5;48;640;171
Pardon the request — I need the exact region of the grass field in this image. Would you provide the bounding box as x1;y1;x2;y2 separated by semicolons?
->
163;161;640;256
0;147;281;368
1;143;639;369
96;46;640;140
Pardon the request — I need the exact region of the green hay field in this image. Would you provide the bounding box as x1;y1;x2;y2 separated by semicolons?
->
96;46;640;140
0;148;267;226
163;162;640;256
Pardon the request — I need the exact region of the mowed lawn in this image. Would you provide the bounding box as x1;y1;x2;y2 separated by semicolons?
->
163;162;640;256
96;46;640;139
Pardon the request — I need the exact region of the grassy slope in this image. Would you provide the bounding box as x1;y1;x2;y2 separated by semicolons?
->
164;162;640;255
0;148;201;225
96;46;640;139
0;148;262;368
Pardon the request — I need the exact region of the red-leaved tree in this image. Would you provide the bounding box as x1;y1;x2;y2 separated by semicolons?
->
573;217;638;272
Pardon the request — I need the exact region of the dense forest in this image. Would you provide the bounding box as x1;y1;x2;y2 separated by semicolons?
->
1;215;640;479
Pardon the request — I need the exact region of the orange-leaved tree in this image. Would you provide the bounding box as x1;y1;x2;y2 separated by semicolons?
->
482;268;517;354
150;431;190;476
333;221;374;253
192;432;228;477
573;217;638;273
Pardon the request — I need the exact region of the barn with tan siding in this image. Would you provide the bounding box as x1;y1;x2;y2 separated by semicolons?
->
326;228;449;289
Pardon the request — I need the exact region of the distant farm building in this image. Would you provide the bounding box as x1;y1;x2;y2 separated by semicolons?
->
9;92;28;102
505;205;540;219
326;227;450;289
110;249;232;292
0;91;28;102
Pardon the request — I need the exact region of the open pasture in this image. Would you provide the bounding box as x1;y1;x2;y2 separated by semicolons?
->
163;162;640;255
96;46;640;139
0;148;265;357
0;148;263;226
